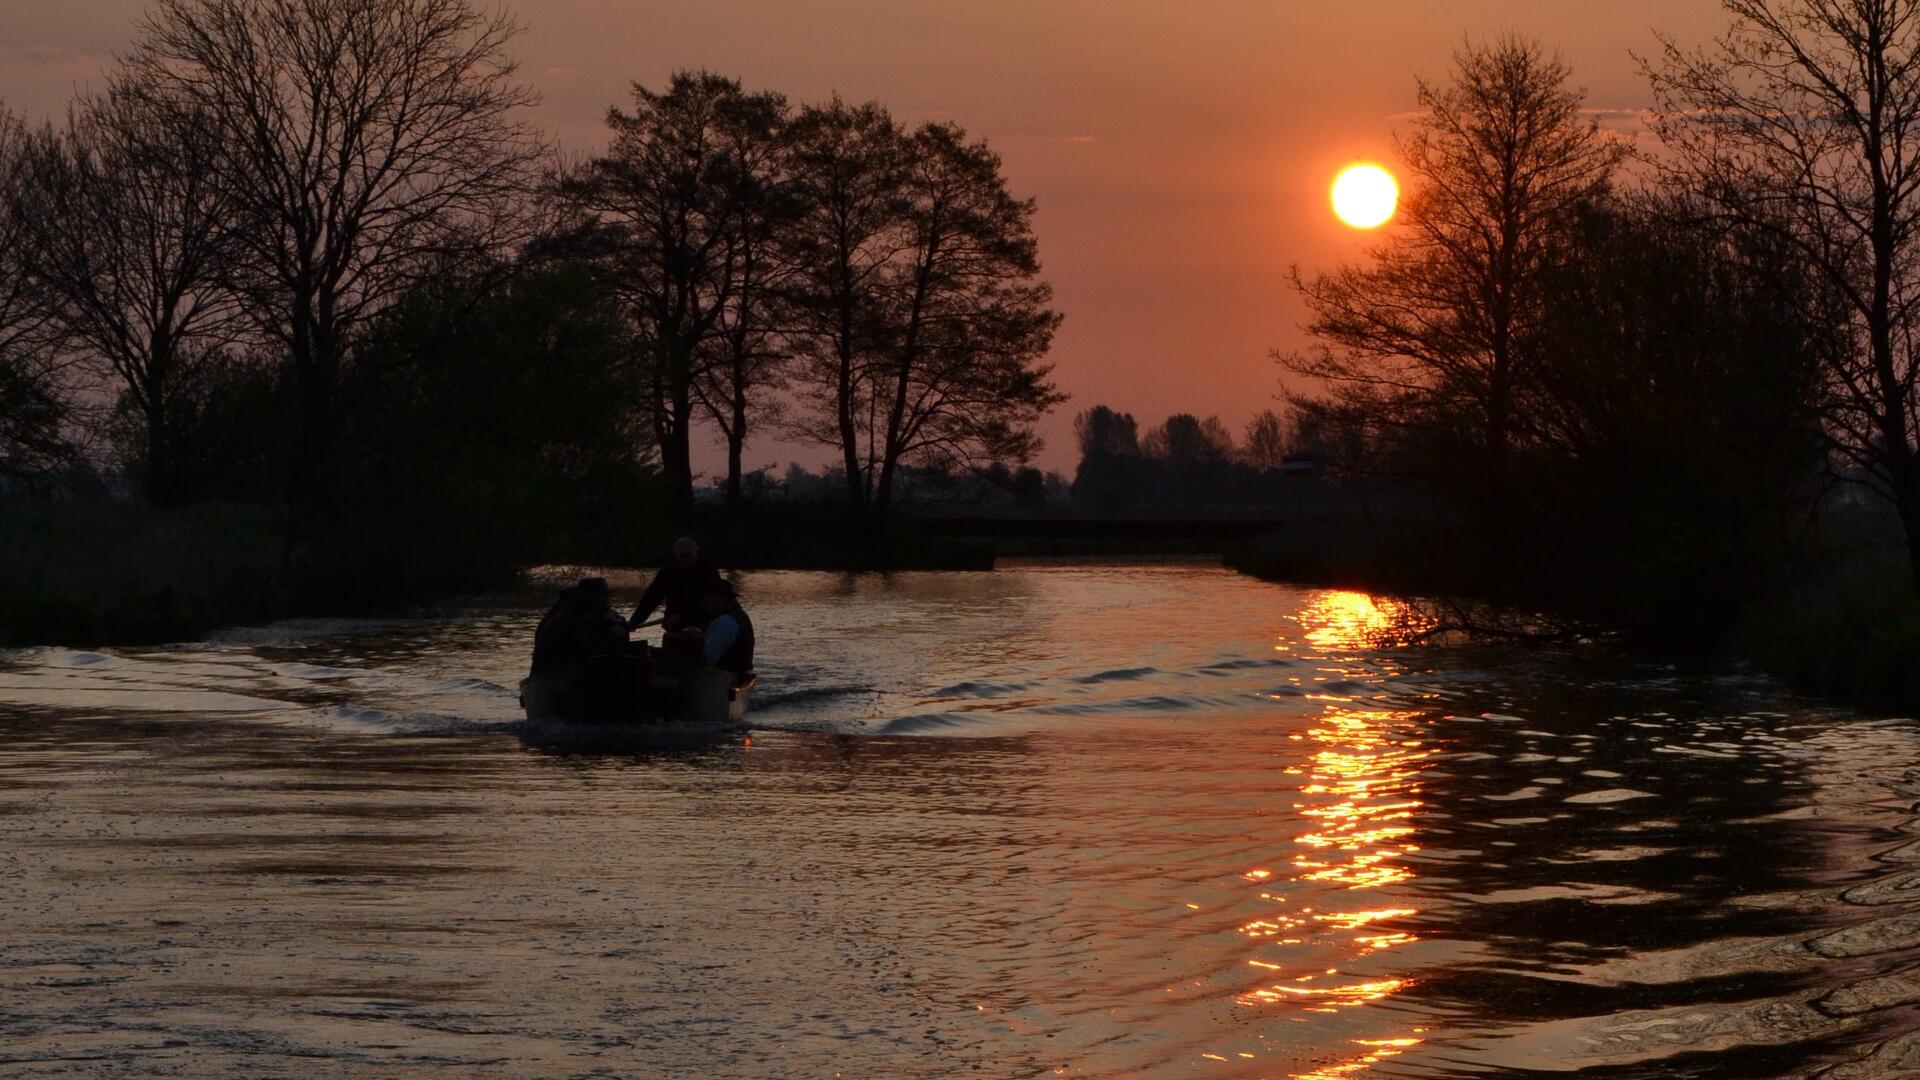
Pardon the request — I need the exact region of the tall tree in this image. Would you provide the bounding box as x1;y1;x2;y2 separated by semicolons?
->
565;71;788;516
1074;404;1141;458
1648;0;1920;592
20;80;238;503
1143;413;1233;464
784;98;909;511
125;0;543;524
1283;35;1624;501
689;87;797;508
786;104;1063;513
0;106;71;482
867;123;1063;511
1242;409;1290;471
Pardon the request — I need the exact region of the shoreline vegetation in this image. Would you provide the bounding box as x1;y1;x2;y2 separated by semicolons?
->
1225;504;1920;714
5;486;1915;717
0;496;999;649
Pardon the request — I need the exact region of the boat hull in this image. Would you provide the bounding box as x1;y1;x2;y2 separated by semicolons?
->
519;654;753;731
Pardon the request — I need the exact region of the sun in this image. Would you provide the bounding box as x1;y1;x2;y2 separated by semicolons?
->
1331;163;1399;229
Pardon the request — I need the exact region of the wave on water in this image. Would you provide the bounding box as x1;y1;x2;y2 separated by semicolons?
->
1034;693;1215;715
926;679;1037;698
268;661;364;680
305;704;522;736
1197;657;1297;673
750;683;882;711
873;712;996;735
1066;666;1159;684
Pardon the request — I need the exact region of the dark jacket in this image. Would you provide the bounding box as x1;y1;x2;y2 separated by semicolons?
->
531;589;627;675
630;557;725;628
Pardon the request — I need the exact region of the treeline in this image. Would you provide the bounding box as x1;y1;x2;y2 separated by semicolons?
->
1067;405;1341;507
1258;24;1919;706
0;0;1060;630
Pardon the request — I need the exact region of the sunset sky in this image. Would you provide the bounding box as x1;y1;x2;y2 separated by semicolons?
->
1;0;1731;475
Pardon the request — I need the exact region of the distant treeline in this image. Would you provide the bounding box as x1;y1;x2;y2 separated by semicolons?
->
1066;405;1340;508
1243;28;1920;708
0;0;1063;620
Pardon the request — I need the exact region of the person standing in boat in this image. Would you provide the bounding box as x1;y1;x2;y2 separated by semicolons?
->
627;537;725;632
698;582;755;683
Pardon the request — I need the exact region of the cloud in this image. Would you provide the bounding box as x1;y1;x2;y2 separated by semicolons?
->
1004;133;1098;146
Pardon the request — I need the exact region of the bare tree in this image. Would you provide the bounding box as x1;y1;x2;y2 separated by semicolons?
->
565;71;788;516
1142;413;1233;464
866;123;1063;511
1283;35;1624;499
125;0;544;521
0;106;72;482
688;86;795;508
1648;0;1920;591
784;99;910;511
786;104;1063;514
1242;409;1289;471
20;79;239;503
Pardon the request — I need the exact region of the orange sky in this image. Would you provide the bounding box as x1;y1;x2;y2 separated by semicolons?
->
1;0;1731;476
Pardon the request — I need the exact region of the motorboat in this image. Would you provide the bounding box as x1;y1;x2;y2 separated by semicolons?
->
519;643;755;736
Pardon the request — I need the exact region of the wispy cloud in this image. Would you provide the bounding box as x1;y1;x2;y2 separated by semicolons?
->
1004;133;1098;146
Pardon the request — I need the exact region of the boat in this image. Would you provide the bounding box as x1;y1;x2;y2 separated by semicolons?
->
519;645;755;735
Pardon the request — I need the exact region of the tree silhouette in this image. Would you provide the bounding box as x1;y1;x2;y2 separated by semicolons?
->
19;78;239;503
1143;413;1233;464
783;99;913;511
784;102;1062;514
866;122;1064;510
1242;410;1289;471
564;71;789;517
126;0;544;525
0;105;70;482
1284;35;1624;502
1074;404;1141;458
1648;0;1920;593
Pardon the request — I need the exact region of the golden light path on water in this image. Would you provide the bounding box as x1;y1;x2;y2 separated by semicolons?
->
1253;591;1432;1078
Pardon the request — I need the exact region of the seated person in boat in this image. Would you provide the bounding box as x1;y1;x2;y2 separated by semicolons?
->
697;582;755;684
627;536;724;633
530;576;629;677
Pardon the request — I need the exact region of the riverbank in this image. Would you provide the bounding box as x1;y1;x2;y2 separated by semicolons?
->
0;500;291;647
1227;509;1920;713
0;498;991;648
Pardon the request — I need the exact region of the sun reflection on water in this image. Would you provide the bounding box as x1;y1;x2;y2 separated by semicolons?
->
1244;592;1437;1075
1300;591;1397;651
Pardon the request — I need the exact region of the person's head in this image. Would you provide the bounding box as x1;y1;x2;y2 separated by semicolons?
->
573;576;611;607
672;536;699;569
703;581;735;618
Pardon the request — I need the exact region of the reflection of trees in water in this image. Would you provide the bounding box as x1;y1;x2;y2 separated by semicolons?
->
1382;668;1920;1073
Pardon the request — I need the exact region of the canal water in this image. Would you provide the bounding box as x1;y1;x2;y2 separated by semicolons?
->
4;562;1920;1077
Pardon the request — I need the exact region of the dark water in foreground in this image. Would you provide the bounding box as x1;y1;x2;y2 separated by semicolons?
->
4;563;1920;1077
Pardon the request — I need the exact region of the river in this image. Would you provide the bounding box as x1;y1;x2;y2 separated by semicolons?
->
4;561;1920;1077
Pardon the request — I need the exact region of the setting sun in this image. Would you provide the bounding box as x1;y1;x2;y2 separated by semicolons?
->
1331;164;1399;229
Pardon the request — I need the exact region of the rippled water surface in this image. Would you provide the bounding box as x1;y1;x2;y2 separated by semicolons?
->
6;563;1920;1077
